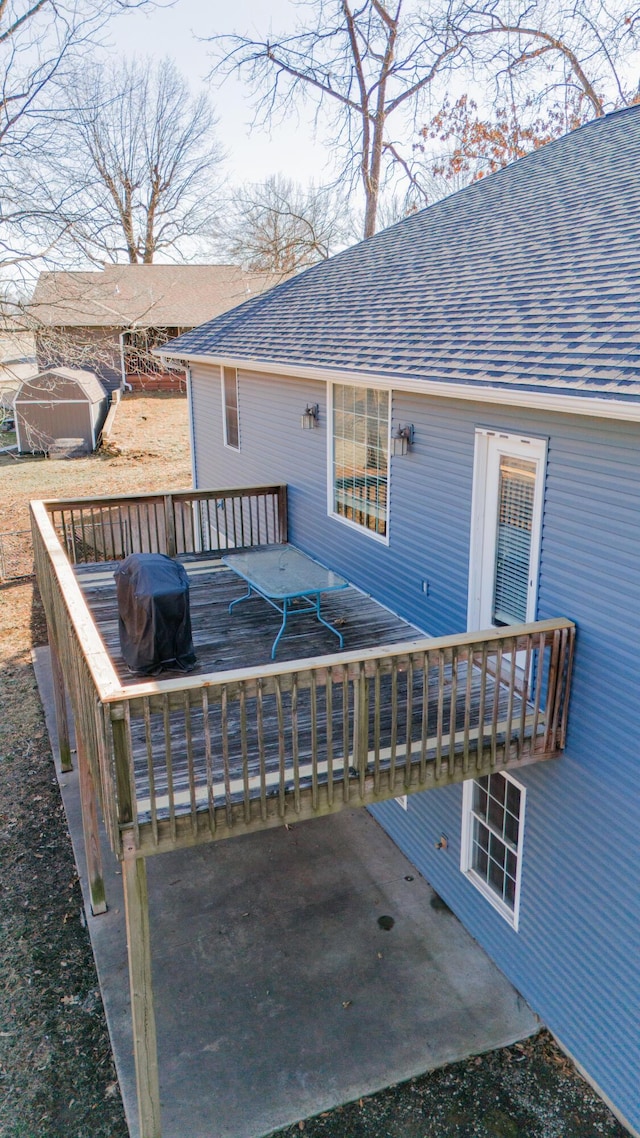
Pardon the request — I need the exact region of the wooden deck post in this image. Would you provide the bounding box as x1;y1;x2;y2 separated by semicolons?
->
122;848;161;1138
277;484;288;542
76;731;107;915
49;634;72;772
163;495;177;558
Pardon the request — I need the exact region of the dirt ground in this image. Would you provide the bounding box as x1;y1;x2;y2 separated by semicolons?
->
0;394;631;1138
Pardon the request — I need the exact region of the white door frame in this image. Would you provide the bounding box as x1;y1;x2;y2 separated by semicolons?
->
467;429;547;633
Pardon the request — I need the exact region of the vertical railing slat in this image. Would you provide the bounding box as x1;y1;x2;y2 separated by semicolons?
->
462;647;473;776
310;670;319;811
447;647;458;776
475;643;489;772
404;657;413;789
275;676;286;818
490;641;504;769
341;668;350;803
202;689;216;835
517;638;533;762
435;651;445;781
419;652;429;784
163;697;176;843
291;673;301;812
240;682;251;824
502;638;517;767
221;686;233;828
326;667;334;806
389;658;398;791
373;659;382;793
143;697;158;847
256;678;267;821
184;692;198;835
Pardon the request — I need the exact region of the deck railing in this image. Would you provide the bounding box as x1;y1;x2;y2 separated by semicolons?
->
31;487;574;862
46;484;288;563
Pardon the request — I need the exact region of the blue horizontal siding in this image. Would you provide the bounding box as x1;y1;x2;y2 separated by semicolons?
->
191;363;640;1134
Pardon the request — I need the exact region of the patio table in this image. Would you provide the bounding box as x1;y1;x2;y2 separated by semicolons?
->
222;544;349;659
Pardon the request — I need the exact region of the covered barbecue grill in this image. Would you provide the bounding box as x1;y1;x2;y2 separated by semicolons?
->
114;553;196;674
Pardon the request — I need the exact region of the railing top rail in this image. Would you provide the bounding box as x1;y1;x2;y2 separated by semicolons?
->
109;617;575;704
41;485;286;514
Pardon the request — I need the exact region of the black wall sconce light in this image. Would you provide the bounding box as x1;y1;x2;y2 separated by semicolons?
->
391;423;414;456
301;403;319;428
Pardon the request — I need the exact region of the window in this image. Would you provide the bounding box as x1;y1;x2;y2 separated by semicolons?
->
331;384;389;537
222;366;239;449
493;455;537;625
461;772;526;929
468;431;546;632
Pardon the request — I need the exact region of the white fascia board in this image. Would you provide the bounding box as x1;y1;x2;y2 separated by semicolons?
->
158;350;640;424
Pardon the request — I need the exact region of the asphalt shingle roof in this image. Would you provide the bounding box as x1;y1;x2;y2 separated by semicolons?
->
163;106;640;402
31;265;280;329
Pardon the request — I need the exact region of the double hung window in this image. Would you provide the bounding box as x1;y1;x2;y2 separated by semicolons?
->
461;772;526;929
331;384;389;537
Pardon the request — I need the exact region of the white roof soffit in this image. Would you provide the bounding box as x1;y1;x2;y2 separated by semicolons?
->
158;350;640;424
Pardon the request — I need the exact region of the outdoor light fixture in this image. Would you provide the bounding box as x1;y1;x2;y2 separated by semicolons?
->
391;424;414;456
301;403;319;429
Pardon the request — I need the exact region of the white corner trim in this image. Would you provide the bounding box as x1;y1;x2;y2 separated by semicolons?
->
159;351;640;423
185;366;197;489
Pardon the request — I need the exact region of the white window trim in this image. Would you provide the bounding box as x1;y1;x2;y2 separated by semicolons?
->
326;381;391;545
467;429;547;632
461;773;526;931
221;365;240;451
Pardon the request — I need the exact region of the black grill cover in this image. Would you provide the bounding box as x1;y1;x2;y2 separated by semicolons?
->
114;553;196;675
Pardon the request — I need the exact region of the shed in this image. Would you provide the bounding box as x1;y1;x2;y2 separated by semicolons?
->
15;367;107;455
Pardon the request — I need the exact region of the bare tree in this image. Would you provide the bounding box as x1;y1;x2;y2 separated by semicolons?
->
208;0;640;238
408;0;640;194
207;1;473;239
0;0;157;274
225;175;349;275
48;57;224;265
444;0;640;118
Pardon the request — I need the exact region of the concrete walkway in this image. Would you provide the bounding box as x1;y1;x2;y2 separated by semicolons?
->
34;646;538;1138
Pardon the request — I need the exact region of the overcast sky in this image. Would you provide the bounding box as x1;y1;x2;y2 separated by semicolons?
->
106;0;330;187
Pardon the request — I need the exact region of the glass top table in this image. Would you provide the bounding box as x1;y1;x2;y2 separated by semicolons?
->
222;544;349;659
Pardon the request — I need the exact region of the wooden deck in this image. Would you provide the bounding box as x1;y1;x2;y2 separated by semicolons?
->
30;486;574;861
75;555;558;848
75;554;422;680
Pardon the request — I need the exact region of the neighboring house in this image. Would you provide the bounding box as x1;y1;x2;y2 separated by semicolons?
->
15;367;107;454
30;264;279;396
160;105;640;1136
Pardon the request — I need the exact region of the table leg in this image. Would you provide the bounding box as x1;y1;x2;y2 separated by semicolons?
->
314;594;344;648
271;596;289;659
229;585;254;613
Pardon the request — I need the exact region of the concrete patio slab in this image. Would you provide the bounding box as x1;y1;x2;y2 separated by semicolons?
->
34;645;539;1138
